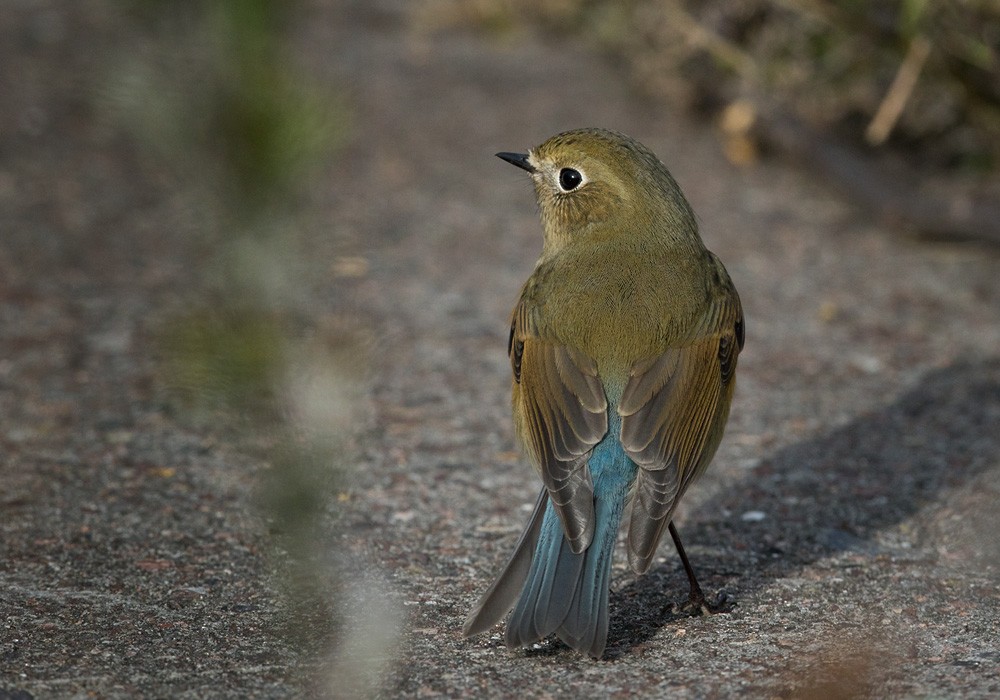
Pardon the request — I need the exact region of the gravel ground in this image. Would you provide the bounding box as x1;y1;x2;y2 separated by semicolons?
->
2;1;999;698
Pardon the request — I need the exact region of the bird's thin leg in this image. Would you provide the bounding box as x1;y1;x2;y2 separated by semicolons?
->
668;521;730;615
668;521;706;608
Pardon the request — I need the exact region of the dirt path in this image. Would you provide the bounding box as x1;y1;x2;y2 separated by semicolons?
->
3;2;999;697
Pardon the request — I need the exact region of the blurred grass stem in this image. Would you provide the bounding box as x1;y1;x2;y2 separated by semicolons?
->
866;35;932;146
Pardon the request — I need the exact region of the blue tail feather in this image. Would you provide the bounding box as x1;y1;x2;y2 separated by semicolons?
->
506;505;582;646
504;433;634;658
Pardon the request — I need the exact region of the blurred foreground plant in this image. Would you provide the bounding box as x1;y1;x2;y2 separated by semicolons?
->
111;0;396;694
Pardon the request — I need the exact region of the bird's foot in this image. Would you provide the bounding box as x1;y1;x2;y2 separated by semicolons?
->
671;589;734;617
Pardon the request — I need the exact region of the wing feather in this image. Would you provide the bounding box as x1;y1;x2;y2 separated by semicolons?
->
620;287;743;574
511;306;608;554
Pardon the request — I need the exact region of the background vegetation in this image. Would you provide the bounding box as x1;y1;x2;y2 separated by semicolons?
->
421;0;1000;241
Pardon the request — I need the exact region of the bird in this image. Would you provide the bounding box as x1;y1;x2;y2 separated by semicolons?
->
462;128;744;658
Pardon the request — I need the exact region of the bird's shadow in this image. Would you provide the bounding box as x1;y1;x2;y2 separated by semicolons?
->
602;356;1000;659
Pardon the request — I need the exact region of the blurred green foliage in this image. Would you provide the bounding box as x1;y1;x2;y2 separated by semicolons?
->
158;307;288;419
113;0;367;688
113;0;349;411
117;0;346;221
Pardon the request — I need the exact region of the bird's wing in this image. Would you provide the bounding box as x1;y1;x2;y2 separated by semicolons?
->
619;287;744;574
510;302;608;554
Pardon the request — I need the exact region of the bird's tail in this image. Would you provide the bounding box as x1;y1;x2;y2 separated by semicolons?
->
463;480;627;658
507;483;625;658
462;489;549;639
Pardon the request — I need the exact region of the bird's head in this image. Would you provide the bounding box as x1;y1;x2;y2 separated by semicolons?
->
497;128;698;255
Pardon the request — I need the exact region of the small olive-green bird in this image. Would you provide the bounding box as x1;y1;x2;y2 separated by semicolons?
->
463;128;744;658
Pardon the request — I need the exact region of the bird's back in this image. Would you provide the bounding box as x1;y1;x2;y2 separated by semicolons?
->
519;235;720;396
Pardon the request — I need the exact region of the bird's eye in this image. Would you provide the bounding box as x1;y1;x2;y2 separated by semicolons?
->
558;168;583;192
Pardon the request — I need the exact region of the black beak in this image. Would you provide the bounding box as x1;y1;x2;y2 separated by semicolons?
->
496;151;536;173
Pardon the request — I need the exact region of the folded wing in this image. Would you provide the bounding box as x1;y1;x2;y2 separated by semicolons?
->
510;304;608;553
619;291;743;574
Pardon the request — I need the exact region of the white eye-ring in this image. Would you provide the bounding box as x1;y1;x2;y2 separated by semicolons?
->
557;167;584;192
